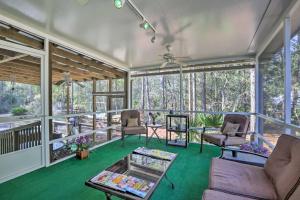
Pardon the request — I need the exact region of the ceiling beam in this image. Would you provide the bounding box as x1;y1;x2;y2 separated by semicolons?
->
52;46;125;77
0;27;43;49
52;55;114;78
52;62;105;80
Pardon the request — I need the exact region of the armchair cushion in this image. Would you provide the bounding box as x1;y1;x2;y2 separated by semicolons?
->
202;190;255;200
222;122;240;136
127;118;138;127
221;114;250;137
264;134;300;200
209;158;277;199
123;126;146;135
203;133;247;146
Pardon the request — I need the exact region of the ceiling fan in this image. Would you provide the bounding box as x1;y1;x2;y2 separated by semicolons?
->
55;72;85;88
159;44;190;68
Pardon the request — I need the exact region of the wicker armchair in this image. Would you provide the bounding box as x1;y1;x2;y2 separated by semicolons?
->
200;114;250;153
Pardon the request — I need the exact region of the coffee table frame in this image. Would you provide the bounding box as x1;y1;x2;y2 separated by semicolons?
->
85;152;177;200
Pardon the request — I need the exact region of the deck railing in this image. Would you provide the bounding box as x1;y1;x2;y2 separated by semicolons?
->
0;121;41;155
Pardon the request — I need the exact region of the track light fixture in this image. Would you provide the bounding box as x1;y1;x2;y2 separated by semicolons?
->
114;0;125;9
151;35;156;43
113;0;157;43
140;20;150;30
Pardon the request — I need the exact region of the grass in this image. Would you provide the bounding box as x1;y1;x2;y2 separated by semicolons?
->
0;137;220;200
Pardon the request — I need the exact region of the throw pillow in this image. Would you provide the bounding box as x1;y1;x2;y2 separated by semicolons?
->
222;122;240;136
127;118;138;127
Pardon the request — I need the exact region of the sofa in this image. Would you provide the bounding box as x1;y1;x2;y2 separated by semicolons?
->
202;134;300;200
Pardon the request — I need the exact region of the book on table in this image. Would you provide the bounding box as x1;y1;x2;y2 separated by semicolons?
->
133;147;176;161
130;154;170;172
91;170;154;198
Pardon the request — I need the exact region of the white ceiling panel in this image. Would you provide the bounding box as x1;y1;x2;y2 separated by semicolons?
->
0;0;293;68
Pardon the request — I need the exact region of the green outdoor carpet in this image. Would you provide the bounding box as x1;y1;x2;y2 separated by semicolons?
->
0;137;220;200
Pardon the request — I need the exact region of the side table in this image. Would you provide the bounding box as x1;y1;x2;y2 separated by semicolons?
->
147;124;162;143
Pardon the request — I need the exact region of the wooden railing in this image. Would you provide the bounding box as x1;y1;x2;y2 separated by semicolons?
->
0;121;41;155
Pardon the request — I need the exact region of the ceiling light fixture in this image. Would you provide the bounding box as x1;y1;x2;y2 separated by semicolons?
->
114;0;125;9
151;35;156;43
113;0;157;43
140;20;150;30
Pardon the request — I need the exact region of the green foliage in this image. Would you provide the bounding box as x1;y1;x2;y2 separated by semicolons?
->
195;113;223;127
189;113;223;142
11;107;28;116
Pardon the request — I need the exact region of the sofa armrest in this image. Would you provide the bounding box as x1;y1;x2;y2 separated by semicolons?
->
221;147;269;158
220;147;268;167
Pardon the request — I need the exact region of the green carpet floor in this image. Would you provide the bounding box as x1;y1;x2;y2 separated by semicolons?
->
0;137;219;200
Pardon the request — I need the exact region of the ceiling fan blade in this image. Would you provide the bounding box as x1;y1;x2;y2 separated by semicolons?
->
174;56;191;59
74;81;85;88
174;61;186;66
174;22;192;34
55;80;65;86
160;62;168;68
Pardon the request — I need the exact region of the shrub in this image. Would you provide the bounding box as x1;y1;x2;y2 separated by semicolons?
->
11;107;28;116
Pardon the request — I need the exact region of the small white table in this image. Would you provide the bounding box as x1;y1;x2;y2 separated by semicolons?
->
147;124;162;143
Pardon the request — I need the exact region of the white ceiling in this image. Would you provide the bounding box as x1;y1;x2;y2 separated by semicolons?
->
0;0;294;68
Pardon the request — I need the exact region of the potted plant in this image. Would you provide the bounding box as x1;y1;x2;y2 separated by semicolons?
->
75;135;90;159
149;112;160;125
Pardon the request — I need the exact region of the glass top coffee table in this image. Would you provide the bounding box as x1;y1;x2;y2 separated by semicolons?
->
85;147;177;200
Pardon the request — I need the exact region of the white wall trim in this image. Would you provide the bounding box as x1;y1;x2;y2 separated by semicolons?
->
0;164;42;184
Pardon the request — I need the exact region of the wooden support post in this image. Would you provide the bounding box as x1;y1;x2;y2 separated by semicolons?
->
92;79;97;142
107;79;112;141
66;84;70;135
49;43;53;140
124;72;128;109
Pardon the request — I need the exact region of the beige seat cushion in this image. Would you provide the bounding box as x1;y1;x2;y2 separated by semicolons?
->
264;134;300;200
123;126;146;135
209;158;277;199
203;134;247;146
222;122;240;136
127;118;138;127
202;190;255;200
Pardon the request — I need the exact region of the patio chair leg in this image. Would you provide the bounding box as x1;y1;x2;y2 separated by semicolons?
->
121;134;124;146
200;134;203;153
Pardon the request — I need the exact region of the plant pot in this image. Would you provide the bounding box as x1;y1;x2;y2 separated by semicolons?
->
76;149;89;160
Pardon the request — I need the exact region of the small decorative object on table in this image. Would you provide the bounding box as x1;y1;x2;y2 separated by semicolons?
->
149;112;160;125
240;143;270;157
75;135;90;160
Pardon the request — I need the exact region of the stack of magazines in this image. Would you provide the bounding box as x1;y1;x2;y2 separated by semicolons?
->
131;154;169;172
133;147;176;161
91;170;154;198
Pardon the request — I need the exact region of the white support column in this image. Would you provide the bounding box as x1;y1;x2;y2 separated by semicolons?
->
179;65;183;113
255;56;264;143
127;71;131;109
284;17;292;133
43;38;50;166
